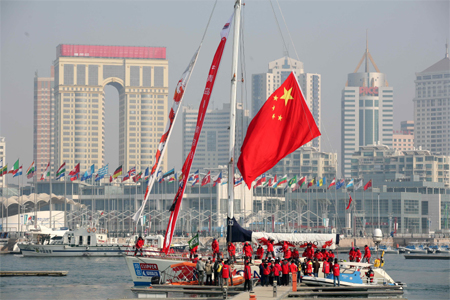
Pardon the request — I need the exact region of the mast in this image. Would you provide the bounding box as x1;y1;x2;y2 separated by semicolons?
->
227;0;241;239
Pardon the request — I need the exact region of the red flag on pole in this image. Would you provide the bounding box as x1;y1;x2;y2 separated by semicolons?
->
364;179;372;191
238;72;321;189
201;171;211;186
346;193;353;210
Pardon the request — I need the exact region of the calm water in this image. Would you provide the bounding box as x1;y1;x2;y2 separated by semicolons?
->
0;253;449;299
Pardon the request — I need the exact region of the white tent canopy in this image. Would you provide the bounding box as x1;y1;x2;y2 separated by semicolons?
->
0;193;85;209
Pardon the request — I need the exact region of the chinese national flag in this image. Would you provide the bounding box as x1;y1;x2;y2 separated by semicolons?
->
364;179;372;191
238;71;321;188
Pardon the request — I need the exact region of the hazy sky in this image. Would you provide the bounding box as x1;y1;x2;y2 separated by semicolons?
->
1;0;448;176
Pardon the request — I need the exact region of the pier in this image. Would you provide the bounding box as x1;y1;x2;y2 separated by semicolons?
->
404;254;450;260
0;271;68;276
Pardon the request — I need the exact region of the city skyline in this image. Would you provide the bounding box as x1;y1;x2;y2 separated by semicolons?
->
1;1;448;177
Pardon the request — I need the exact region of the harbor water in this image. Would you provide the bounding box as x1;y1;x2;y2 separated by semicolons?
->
0;253;449;299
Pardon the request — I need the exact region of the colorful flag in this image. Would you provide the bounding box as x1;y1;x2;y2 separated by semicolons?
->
133;42;201;226
95;165;108;182
255;174;266;187
162;15;233;254
110;175;113;183
163;168;175;179
237;72;321;188
292;176;306;192
234;176;243;187
191;170;199;186
168;175;176;183
287;175;297;188
317;177;323;187
221;178;228;185
26;161;36;179
40;162;50;181
143;167;150;181
188;233;199;250
157;169;163;183
274;175;287;189
201;171;211;186
213;172;222;187
133;171;143;183
113;165;122;179
336;179;345;190
271;175;278;187
56;162;66;180
10;159;19;175
346;193;353;210
0;164;7;177
13;165;22;177
69;163;80;181
81;164;95;181
354;179;363;190
364;179;372;191
346;179;354;189
307;177;316;188
327;178;336;189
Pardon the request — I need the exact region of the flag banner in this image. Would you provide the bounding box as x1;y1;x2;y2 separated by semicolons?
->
346;193;353;210
201;171;211;186
255;174;266;187
40;162;50;181
188;233;199;250
328;177;336;189
156;169;163;183
293;176;306;191
56;162;66;180
234;176;243;187
346;179;354;188
287;175;297;188
364;179;372;191
221;178;228;185
237;71;321;189
161;15;233;254
110;175;113;183
133;44;202;225
26;161;36;179
95;165;108;182
162;168;175;179
69;163;80;181
10;159;19;174
271;175;278;187
0;164;7;177
317;177;323;187
13;165;22;177
307;177;315;188
191;170;200;186
133;171;142;183
354;179;363;190
113;165;122;179
168;175;176;183
336;179;345;190
213;171;222;187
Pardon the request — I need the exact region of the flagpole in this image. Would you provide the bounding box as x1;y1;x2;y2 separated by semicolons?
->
6;175;8;232
316;182;318;231
371;178;374;234
334;180;337;232
107;176;110;234
18;163;20;235
210;178;212;236
64;170;67;228
362;179;365;236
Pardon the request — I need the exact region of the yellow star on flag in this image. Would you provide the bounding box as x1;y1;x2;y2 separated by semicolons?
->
272;114;275;119
272;105;275;111
273;95;278;101
280;87;294;106
278;115;282;121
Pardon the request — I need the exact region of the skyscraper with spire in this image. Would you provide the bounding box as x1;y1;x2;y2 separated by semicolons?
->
413;42;450;156
341;33;394;178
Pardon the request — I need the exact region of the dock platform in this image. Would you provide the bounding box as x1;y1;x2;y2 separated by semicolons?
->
0;271;68;276
404;254;450;260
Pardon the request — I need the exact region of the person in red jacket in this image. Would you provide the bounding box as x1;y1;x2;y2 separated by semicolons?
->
332;258;340;286
314;250;323;261
305;259;313;276
328;250;335;260
322;258;331;278
266;239;275;259
289;261;297;284
292;248;299;260
262;261;271;286
243;260;252;291
306;244;315;259
134;236;144;256
221;260;232;287
363;245;371;263
281;259;290;286
284;247;292;261
349;247;356;262
256;245;264;259
321;249;328;261
227;242;236;263
243;242;253;263
272;260;281;285
282;241;289;254
190;245;198;261
212;238;220;262
355;248;362;262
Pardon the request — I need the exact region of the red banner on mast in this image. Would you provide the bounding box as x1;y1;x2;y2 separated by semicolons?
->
162;14;233;254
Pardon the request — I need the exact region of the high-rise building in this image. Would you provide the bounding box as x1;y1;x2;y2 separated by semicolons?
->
400;120;414;134
252;56;321;149
0;137;5;186
34;67;55;177
53;44;168;173
182;103;250;171
413;43;450;155
341;38;394;178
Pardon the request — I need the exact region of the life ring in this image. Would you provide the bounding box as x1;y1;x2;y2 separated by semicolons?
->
87;228;91;233
92;228;96;233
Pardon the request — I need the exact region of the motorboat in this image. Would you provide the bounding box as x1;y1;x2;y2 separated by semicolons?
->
302;262;405;288
436;245;450;253
398;244;428;254
369;245;399;254
18;225;127;257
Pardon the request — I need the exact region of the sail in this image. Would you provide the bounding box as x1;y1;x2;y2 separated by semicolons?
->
162;14;234;254
132;47;201;223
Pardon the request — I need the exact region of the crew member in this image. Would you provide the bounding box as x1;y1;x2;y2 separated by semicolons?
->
227;242;236;263
355;248;362;263
293;248;299;260
349;247;356;262
333;258;340;287
322;258;330;278
289;260;297;284
305;258;313;276
256;245;264;259
243;242;253;263
243;260;252;291
190;245;198;261
281;259;290;286
363;245;371;263
284;247;292;261
212;238;220;262
365;266;375;284
272;259;281;285
266;239;275;259
134;236;144;256
313;258;320;277
262;260;271;287
222;260;231;287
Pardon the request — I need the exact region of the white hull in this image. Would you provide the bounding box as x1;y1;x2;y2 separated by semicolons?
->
19;243;126;257
126;256;187;286
302;276;373;287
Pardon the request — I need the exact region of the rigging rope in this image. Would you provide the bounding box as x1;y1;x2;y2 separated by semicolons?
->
200;0;219;43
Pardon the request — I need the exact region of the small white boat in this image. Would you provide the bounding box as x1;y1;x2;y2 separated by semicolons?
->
436;245;450;253
18;225;126;257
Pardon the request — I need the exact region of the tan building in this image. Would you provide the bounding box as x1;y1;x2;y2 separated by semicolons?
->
34;67;55;177
392;131;414;151
351;145;450;186
54;44;168;173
